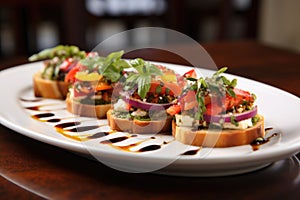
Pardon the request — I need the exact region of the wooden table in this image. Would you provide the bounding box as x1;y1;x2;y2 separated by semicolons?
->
1;40;299;199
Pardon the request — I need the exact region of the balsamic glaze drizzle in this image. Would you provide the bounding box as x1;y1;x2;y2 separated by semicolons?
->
250;132;279;151
181;148;201;156
23;99;280;155
138;145;161;152
32;113;55;119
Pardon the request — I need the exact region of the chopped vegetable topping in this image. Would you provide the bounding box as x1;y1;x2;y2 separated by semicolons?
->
125;58;163;99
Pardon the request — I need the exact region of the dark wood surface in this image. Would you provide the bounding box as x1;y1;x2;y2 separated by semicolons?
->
1;40;299;199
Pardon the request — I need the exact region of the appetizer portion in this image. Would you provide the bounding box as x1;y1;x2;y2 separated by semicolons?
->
66;51;130;118
167;67;265;147
107;59;182;134
29;45;86;99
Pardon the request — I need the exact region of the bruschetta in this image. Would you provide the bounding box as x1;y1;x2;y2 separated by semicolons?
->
167;67;265;147
29;45;86;99
66;50;130;118
107;59;182;134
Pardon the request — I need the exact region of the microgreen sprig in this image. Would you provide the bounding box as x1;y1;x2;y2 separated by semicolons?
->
185;67;238;120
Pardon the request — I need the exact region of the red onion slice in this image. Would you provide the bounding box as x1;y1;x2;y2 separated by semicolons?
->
123;96;174;110
203;106;258;123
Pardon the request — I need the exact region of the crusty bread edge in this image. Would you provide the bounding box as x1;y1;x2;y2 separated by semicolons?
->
172;115;265;147
107;109;172;134
66;95;111;119
33;72;69;99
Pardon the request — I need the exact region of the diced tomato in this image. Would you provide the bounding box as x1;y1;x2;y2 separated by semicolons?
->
205;103;225;116
86;52;98;57
73;88;89;97
126;103;131;111
204;88;254;115
225;88;254;109
95;84;113;91
60;58;73;72
179;90;197;110
65;66;80;83
164;82;182;96
167;105;182;116
183;69;197;78
148;81;182;96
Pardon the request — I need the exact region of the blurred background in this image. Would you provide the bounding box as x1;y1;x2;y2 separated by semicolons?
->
0;0;300;66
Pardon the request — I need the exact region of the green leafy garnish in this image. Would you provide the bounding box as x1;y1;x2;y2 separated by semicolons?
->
79;50;131;82
184;67;238;121
125;58;163;99
28;45;86;61
29;45;87;81
156;85;162;94
230;115;239;127
251;115;260;125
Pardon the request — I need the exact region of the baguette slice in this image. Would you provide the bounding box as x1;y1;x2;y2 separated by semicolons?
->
33;72;70;99
66;95;111;118
172;115;265;147
107;109;172;134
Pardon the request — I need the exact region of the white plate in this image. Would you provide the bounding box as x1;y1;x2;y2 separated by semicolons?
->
1;62;300;177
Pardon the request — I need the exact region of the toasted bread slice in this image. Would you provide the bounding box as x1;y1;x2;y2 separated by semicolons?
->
107;109;172;134
172;115;265;147
33;72;69;99
66;95;111;118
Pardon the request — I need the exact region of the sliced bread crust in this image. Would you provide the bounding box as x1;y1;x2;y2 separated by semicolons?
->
172;115;265;147
33;72;69;99
66;95;111;118
107;109;172;134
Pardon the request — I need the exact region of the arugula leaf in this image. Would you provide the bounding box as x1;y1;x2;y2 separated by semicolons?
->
125;58;163;99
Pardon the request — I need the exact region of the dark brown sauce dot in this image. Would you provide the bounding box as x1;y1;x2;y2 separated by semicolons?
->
88;132;110;139
55;122;81;129
68;125;101;132
47;118;61;123
181;149;200;155
32;113;55;119
150;136;156;139
251;133;279;151
265;127;273;132
138;144;161;152
101;136;129;144
25;106;40;111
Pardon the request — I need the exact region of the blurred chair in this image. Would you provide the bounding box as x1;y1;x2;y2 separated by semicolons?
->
0;0;261;59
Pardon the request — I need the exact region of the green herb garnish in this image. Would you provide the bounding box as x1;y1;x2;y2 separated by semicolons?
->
125;58;163;99
184;67;238;121
29;45;86;61
79;50;131;82
251;115;260;125
230;115;239;127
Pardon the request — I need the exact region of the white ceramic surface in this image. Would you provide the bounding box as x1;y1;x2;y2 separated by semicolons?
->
1;62;300;176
